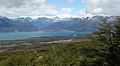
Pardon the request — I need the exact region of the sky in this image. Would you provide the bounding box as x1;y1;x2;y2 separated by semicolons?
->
0;0;120;17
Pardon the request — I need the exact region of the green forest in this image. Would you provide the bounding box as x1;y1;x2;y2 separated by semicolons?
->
0;18;120;66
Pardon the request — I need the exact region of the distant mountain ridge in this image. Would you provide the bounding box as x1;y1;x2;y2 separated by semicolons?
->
0;16;119;32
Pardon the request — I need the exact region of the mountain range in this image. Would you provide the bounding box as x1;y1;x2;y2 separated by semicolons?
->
0;16;119;32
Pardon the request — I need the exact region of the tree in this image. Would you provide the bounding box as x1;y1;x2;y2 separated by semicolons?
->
96;21;113;45
96;19;120;66
107;18;120;66
113;18;120;44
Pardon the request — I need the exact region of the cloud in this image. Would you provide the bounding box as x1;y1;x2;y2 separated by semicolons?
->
78;8;93;17
0;0;71;17
1;0;119;17
66;0;75;4
61;8;72;13
82;0;120;16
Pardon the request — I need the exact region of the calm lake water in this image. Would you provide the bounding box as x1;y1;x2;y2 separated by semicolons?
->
0;32;91;40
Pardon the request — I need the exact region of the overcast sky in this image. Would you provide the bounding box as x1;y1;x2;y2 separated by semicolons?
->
0;0;120;17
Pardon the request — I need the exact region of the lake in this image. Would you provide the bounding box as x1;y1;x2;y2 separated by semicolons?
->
0;32;91;40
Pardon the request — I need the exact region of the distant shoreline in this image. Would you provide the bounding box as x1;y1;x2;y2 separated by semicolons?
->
0;31;92;41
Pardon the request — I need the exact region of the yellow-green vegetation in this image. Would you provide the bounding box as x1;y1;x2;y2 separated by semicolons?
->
0;42;103;66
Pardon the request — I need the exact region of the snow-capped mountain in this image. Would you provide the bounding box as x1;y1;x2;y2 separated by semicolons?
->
0;16;119;32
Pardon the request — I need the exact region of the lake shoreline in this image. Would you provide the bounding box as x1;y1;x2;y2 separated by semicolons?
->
0;31;92;40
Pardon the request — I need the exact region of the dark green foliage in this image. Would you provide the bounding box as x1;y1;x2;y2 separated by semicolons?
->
96;21;113;45
96;18;120;66
113;18;120;44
